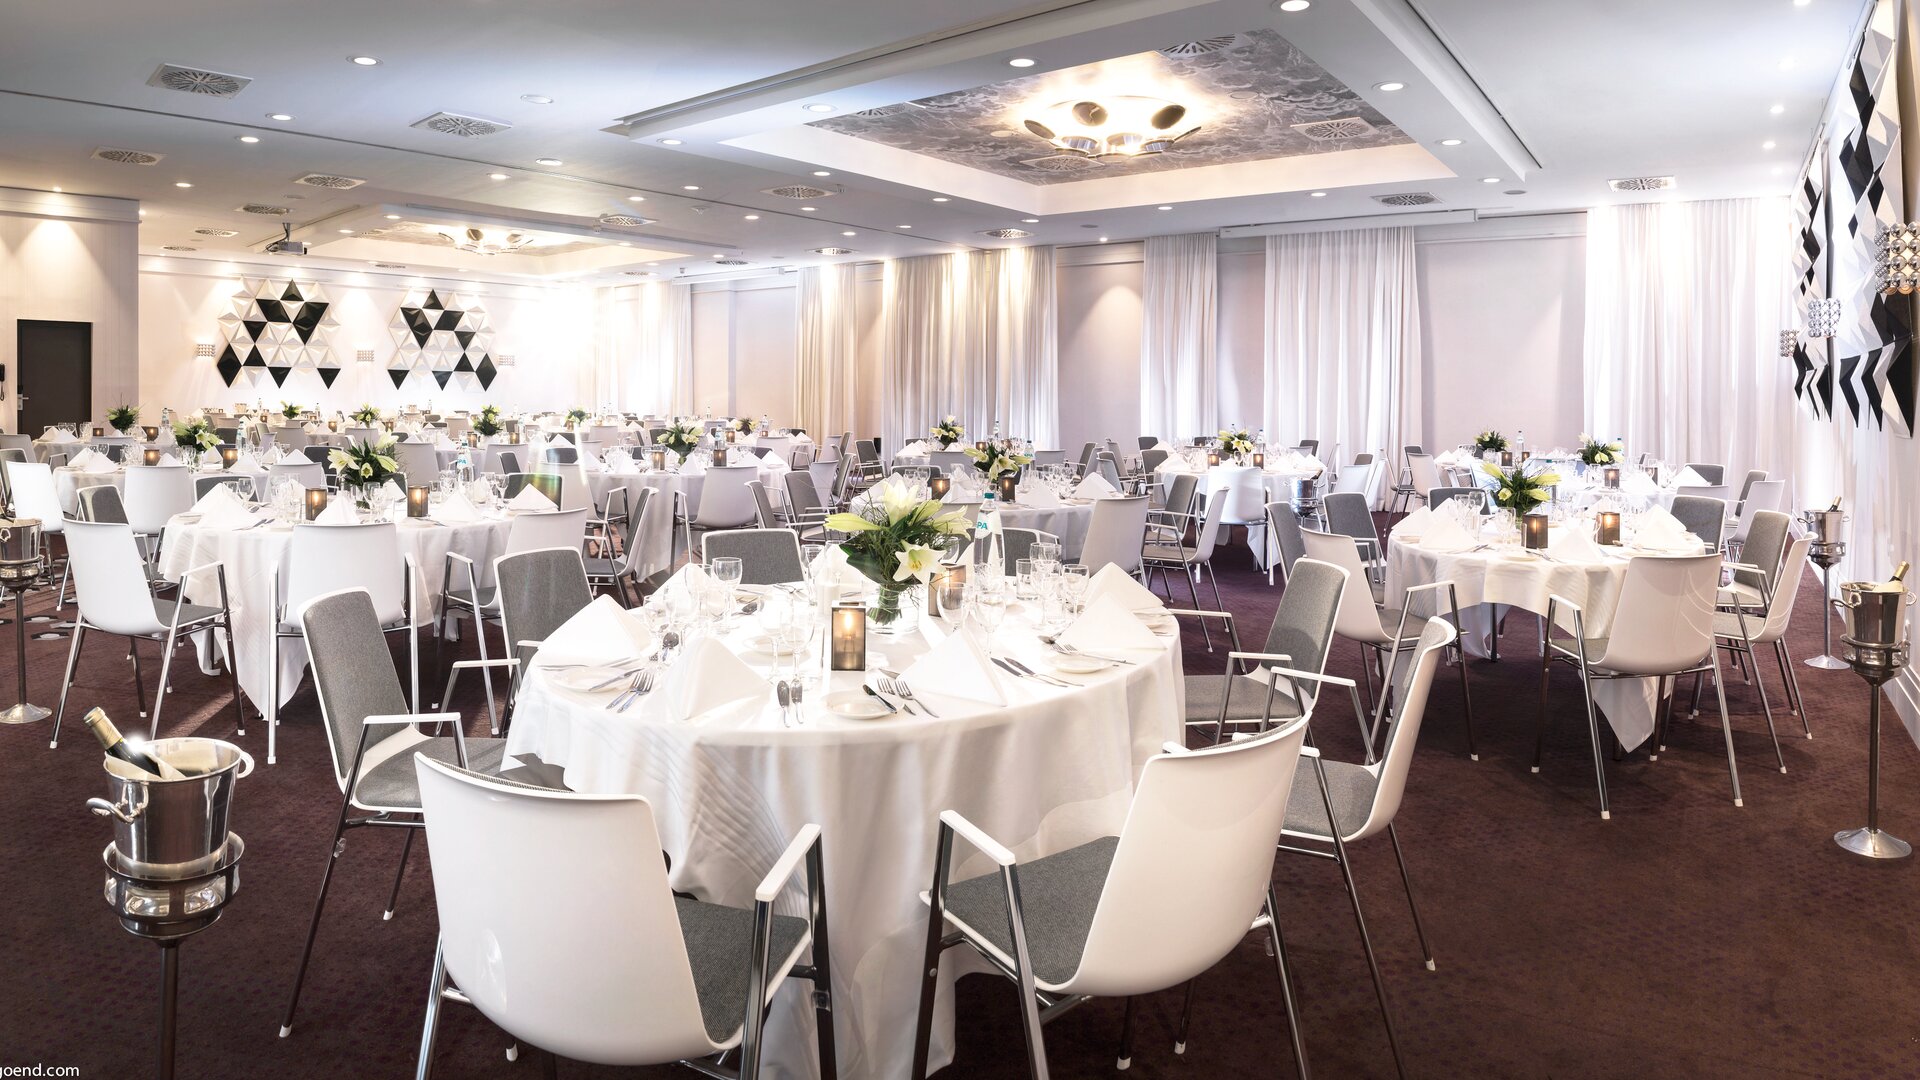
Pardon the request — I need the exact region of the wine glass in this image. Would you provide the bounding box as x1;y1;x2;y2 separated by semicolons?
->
1060;564;1091;613
970;586;1007;637
710;556;744;593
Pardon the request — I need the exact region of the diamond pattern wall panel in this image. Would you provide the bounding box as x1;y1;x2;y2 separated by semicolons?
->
215;278;340;388
388;289;500;391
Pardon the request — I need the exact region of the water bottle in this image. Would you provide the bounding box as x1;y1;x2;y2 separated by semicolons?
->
975;488;996;565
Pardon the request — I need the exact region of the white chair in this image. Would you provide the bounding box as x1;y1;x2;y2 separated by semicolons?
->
1538;552;1740;818
48;519;245;747
266;523;417;765
7;460;72;605
343;425;381;445
679;465;760;557
1076;494;1150;578
807;459;841;510
534;461;592;513
1694;535;1813;757
411;755;837;1079
1142;483;1228;615
586;487;661;605
909;718;1313;1080
393;442;442;485
1723;479;1785;554
268;460;328;491
1177;558;1352;745
124;464;195;564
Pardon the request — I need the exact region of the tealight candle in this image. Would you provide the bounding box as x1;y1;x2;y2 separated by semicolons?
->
142;426;158;441
407;485;430;519
509;431;522;444
1603;466;1620;489
142;448;161;467
726;429;737;443
931;566;967;616
830;603;867;671
1520;450;1532;464
305;488;329;521
928;474;950;500
651;449;668;471
1206;450;1221;467
1500;451;1514;467
220;446;239;469
1522;513;1549;550
1251;452;1265;468
1596;510;1621;546
91;426;103;438
712;448;729;467
327;420;338;432
996;474;1018;503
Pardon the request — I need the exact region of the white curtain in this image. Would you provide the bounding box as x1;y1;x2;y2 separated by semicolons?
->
880;248;1058;451
1263;227;1424;468
795;264;860;440
1583;198;1795;483
593;280;692;415
1140;233;1218;442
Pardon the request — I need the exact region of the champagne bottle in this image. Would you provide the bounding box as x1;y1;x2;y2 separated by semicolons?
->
1891;561;1910;587
83;708;186;780
1828;495;1843;512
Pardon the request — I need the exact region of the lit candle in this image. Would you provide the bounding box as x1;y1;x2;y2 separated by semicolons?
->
712;448;728;467
1206;450;1221;467
509;431;522;444
327;420;338;432
932;566;968;617
407;485;430;518
220;446;239;469
1596;511;1621;546
142;448;161;467
91;426;103;438
830;603;867;671
996;473;1018;503
305;488;329;521
1520;450;1532;464
1603;466;1620;489
142;426;158;441
1522;513;1549;550
1251;451;1265;468
726;428;737;443
651;449;667;471
928;474;950;500
1500;450;1514;467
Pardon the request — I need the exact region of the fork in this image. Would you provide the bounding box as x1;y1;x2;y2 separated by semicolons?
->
1038;639;1137;666
993;656;1074;688
611;669;657;712
878;670;936;716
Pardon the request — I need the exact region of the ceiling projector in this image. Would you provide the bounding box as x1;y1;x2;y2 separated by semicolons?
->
264;221;307;256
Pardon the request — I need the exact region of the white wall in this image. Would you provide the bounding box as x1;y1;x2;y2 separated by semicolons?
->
0;188;140;429
1056;245;1143;454
686;279;799;424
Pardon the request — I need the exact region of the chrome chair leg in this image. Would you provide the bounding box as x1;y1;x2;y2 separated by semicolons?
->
48;622;87;748
1115;995;1137;1071
383;826;416;921
1263;888;1311;1080
1174;979;1196;1056
1386;822;1435;972
1315;761;1406;1079
415;938;446;1080
1709;652;1744;808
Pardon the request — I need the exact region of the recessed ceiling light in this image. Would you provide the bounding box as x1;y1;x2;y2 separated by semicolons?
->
1770;103;1786;115
1793;0;1811;6
1481;176;1500;183
897;224;911;229
812;170;831;177
1309;191;1327;197
1763;140;1777;150
1099;236;1109;243
683;185;701;191
236;135;260;144
1375;81;1406;92
520;94;554;104
55;187;64;194
349;55;380;66
489;172;509;180
804;103;835;113
384;213;401;220
1008;57;1037;67
1021;218;1040;223
1157;205;1173;210
267;113;294;121
842;231;856;236
1278;0;1311;10
712;252;725;258
932;196;950;202
1439;138;1463;146
660;138;684;146
534;157;563;166
338;228;356;235
174;181;192;188
744;214;760;220
800;206;818;212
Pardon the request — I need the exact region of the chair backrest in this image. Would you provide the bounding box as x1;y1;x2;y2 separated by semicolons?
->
1297;439;1319;454
1683;462;1726;486
1407;453;1443;497
1076;442;1099;477
1265;501;1307;579
1259;557;1348;706
1734;468;1767;511
301;588;414;791
999;527;1059;575
499;450;523;476
302;445;333;467
1729;480;1785;544
61;520;164;635
1428;486;1483;511
284;523;408;627
414;754;719;1063
1160;472;1199;519
123;465;196;534
77;483;128;523
1351;617;1456;840
1299;530;1388;646
544;444;580;466
1030;448;1067;467
1753;535;1814;642
193;474;253;500
1217;467;1267;524
496;547;594;665
702;527;805;585
1067;717;1308;995
1095;452;1123;491
929;450;970;472
1733;509;1792;596
268;461;327;491
747;480;780;529
693;465;760;529
806;460;840;509
505;508;588;557
783;471;823;517
276;426;311;450
1331;458;1377;500
344;426;380;445
1668;494;1727;548
394;441;441;482
830;454;857;503
1596;552;1721;674
855;439;880;464
1078;494;1151;576
1141;448;1169;475
504;472;564;509
1323;492;1378;553
1189;486;1230;562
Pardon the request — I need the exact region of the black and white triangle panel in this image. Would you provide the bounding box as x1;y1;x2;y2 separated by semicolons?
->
215;279;341;388
389;289;499;391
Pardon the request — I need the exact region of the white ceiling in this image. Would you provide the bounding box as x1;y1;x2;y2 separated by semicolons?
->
0;0;1867;283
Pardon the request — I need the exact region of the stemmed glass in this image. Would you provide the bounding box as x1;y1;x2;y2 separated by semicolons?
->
1059;564;1091;615
710;556;744;593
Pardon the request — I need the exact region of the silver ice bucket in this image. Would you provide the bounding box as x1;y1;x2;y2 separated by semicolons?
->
1805;509;1847;546
87;738;253;878
0;516;43;580
1838;581;1912;650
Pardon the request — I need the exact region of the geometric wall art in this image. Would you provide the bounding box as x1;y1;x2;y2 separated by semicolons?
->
213;278;340;388
386;289;500;391
1790;146;1832;419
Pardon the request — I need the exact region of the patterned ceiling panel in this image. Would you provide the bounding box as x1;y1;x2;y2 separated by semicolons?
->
809;29;1409;184
358;221;603;257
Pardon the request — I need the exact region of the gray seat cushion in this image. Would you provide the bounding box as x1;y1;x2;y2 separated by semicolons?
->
1142;543;1198;564
446;586;499;610
151;599;224;628
1284;757;1379;841
1184;674;1305;725
940;835;1118;986
355;736;508;809
677;896;810;1043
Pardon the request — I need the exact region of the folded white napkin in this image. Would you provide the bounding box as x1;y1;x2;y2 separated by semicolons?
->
899;440;931;457
235;450;261;471
1421;516;1476;553
158;452;180;466
1157;456;1193;473
1668;466;1708;490
534;595;652;669
1634;508;1696;551
507;486;556;511
1060;593;1164;653
66;448;96;468
1151;440;1175;452
579;453;603;473
1619;471;1658;496
1548;524;1606;563
1391;505;1433;539
187;483;254;529
1018;485;1063;508
900;625;1008;706
433;491;480;524
810;543;851;586
381;479;405;500
314;498;360;525
1073;474;1119;499
85;454;118;474
1085;563;1164;612
657;638;765;721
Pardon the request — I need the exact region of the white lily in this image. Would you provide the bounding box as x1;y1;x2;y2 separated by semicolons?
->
893;542;939;583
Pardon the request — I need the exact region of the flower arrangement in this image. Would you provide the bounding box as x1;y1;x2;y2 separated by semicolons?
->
473;405;503;438
349;404;381;427
726;417;752;434
656;420;703;462
1471;430;1509;456
1217;428;1257;461
171;417;219;453
281;401;303;421
329;437;401;492
1480;461;1561;516
107;405;139;434
931;416;965;449
964;439;1032;479
1577;434;1623;466
826;476;969;629
566;407;590;427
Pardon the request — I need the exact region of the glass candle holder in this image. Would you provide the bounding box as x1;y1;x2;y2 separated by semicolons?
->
651;449;667;471
1206;451;1221;467
712;448;728;467
142;426;158;441
996;474;1018;502
1603;466;1620;489
928;474;950;500
142;448;162;467
305;488;330;521
1522;513;1549;550
1520;451;1532;464
1251;452;1265;468
91;426;103;438
830;603;867;671
1596;511;1621;546
1500;451;1514;467
726;429;737;443
327;420;338;432
220;447;239;469
407;486;430;519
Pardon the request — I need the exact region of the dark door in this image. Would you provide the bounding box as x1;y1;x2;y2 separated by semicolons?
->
16;320;91;436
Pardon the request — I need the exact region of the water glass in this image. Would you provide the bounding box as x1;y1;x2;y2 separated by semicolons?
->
1060;565;1091;612
1032;541;1063;566
971;587;1008;636
1015;558;1037;601
710;556;744;591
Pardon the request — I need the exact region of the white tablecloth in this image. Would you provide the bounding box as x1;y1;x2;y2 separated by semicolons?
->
54;464;270;514
157;514;512;709
989;501;1096;559
584;460;791;577
506;603;1184;1080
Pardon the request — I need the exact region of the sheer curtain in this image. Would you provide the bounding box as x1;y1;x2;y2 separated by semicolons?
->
795;264;860;440
880;248;1058;450
1140;233;1218;442
1263;227;1424;468
1583;198;1794;482
593;280;692;415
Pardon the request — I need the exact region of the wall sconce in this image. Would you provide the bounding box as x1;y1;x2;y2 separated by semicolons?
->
830;603;867;671
356;349;375;364
194;343;215;360
1807;297;1842;339
1875;223;1920;295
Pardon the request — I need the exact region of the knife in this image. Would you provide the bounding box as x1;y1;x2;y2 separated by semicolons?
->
861;683;901;714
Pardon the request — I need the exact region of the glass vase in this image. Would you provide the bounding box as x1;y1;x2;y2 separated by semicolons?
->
868;583;925;637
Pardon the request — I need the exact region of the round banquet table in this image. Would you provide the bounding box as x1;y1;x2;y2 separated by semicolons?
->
158;512;512;712
1157;462;1318;568
1384;527;1710;751
54;464;270;514
986;498;1096;559
505;600;1184;1080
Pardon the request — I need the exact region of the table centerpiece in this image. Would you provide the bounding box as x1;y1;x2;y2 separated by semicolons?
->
827;476;970;635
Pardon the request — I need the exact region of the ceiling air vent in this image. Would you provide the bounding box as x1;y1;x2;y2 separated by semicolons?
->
239;203;293;216
762;185;834;200
92;147;163;165
811;247;856;255
851;104;909;118
1022;155;1105;173
597;214;653;227
980;228;1033;239
293;173;365;190
1160;36;1237;57
161;245;198;252
1372;192;1441;207
192;227;239;237
1608;175;1675;192
372;262;409;269
714;258;749;266
411;112;512;138
147;64;251;97
622;270;655;277
1291;117;1375;141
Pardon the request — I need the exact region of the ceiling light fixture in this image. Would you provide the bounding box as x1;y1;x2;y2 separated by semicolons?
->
1763;140;1777;150
897;224;911;229
683;185;701;191
1008;57;1037;67
1375;81;1406;92
1481;176;1500;183
812;170;831;177
384;213;400;220
489;172;509;180
1793;0;1811;6
1157;205;1173;210
1309;190;1327;197
659;139;685;149
440;226;536;256
932;196;950;202
804;103;835;113
1099;236;1109;243
801;206;817;212
534;157;563;166
349;55;380;66
236;135;259;143
745;214;759;220
174;181;192;188
1023;96;1200;157
1277;0;1311;9
267;113;293;121
520;94;554;104
842;231;856;236
1770;103;1786;115
1021;218;1040;223
337;229;354;234
1439;138;1463;146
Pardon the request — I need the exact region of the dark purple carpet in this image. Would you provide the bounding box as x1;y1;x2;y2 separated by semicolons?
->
2;527;1917;1079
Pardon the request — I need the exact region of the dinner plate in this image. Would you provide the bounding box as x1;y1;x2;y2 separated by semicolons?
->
822;689;893;720
1051;653;1114;675
1137;612;1178;637
542;662;650;694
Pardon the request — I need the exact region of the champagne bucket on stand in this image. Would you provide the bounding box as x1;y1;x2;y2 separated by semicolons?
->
1807;509;1847;546
1830;576;1912;861
1801;509;1851;670
87;738;253;878
1836;581;1912;656
0;516;44;581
